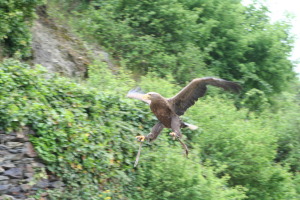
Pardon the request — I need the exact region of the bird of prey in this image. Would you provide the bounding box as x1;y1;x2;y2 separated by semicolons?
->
127;77;241;156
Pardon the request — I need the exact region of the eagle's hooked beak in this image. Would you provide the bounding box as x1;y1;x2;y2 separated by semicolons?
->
143;94;151;100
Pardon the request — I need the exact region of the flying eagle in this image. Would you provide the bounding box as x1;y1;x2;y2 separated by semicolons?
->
127;77;241;156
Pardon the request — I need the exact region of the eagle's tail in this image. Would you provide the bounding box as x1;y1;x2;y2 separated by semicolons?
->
184;123;198;130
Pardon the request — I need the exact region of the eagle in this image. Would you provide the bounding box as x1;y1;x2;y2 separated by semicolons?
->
127;77;241;156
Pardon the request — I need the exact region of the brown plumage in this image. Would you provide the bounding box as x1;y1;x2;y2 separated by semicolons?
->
127;77;241;155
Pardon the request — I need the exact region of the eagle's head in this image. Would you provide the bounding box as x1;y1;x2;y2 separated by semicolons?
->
143;92;163;101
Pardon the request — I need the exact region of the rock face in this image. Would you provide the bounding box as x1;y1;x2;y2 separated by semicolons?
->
0;128;64;200
31;6;115;78
31;16;89;78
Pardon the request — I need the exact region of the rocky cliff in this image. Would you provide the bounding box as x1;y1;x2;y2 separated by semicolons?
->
30;6;114;78
0;128;63;200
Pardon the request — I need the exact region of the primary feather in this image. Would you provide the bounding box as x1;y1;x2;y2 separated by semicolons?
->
167;77;241;115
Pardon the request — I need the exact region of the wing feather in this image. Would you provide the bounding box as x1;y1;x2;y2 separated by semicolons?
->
168;77;241;115
126;87;151;104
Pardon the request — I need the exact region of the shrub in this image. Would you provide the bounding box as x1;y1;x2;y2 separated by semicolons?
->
127;146;247;200
0;59;248;199
0;0;44;58
187;97;297;199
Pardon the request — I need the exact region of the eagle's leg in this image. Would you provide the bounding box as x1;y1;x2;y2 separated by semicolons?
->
169;132;189;157
171;117;189;156
136;122;164;142
171;116;182;138
177;138;189;157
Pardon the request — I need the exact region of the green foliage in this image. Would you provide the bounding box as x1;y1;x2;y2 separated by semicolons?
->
1;0;299;198
54;0;295;106
0;59;246;199
1;59;299;199
269;90;300;172
86;60;135;94
295;173;300;199
59;0;210;81
0;0;44;58
186;96;298;199
139;72;181;98
128;147;247;200
0;59;153;198
241;88;270;112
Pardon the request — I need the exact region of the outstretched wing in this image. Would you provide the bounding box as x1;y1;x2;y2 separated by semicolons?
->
168;77;241;115
126;87;151;104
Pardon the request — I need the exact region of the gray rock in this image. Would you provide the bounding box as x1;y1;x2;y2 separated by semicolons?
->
23;143;37;158
23;177;34;183
24;173;34;178
32;20;88;77
8;179;21;185
35;179;50;189
15;163;25;169
7;148;23;154
18;158;34;164
20;184;32;192
11;194;26;200
8;186;21;194
1;162;16;169
0;144;8;150
0;135;15;143
0;195;15;200
50;181;64;188
0;114;65;198
0;184;10;192
4;168;23;178
0;180;9;185
16;131;28;141
6;142;23;148
31;162;44;168
3;153;23;161
24;164;34;173
0;175;9;180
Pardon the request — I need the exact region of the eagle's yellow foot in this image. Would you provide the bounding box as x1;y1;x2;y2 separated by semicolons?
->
169;132;177;140
136;135;146;142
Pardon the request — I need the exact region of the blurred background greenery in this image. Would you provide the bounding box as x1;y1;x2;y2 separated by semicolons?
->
0;0;299;199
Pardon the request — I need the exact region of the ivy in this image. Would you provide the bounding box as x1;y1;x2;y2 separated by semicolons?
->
0;59;247;199
0;0;44;58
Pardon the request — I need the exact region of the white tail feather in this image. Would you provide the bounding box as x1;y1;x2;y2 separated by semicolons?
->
185;123;198;130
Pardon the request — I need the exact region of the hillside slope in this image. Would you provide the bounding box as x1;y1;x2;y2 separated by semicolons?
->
30;6;114;78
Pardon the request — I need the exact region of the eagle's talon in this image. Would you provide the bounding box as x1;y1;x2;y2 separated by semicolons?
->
169;132;177;140
136;135;146;142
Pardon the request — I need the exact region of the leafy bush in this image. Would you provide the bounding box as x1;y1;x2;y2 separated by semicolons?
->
270;91;300;172
0;0;44;58
186;97;297;199
0;59;154;198
86;60;135;94
127;147;247;200
0;59;249;199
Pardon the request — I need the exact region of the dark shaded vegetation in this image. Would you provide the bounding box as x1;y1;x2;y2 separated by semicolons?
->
0;0;300;199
